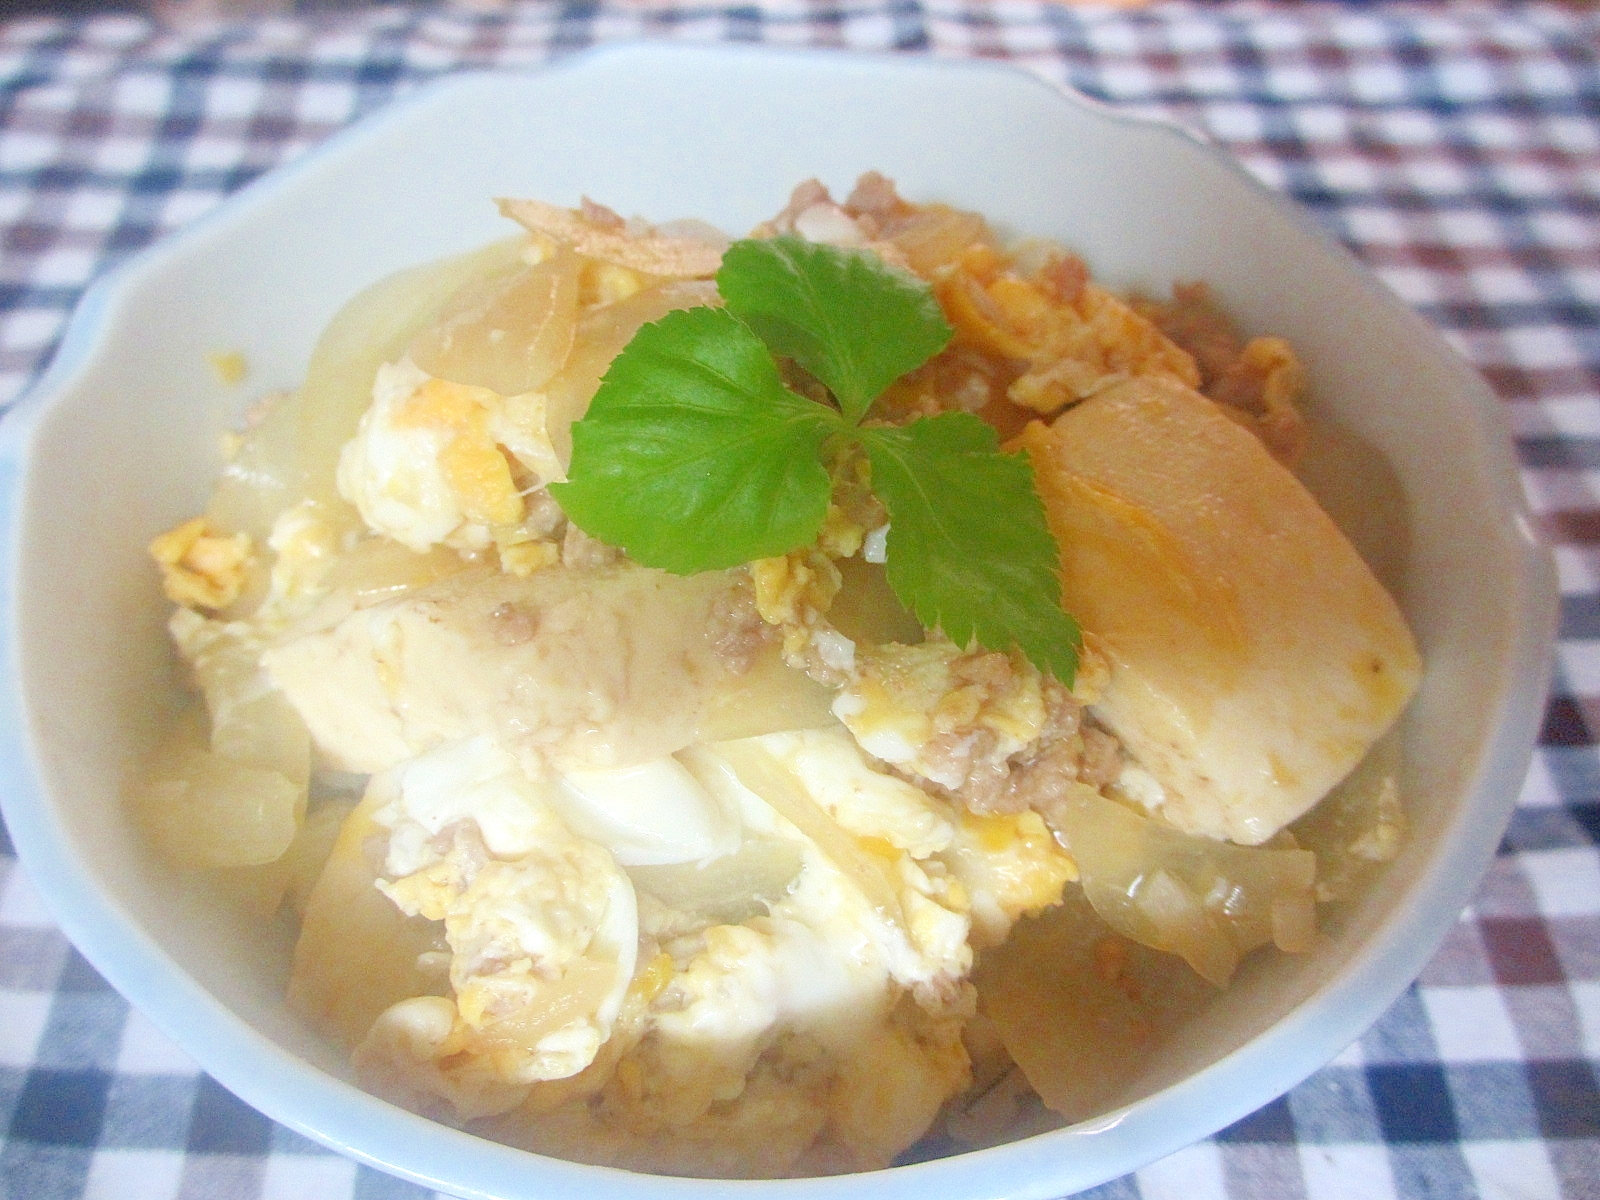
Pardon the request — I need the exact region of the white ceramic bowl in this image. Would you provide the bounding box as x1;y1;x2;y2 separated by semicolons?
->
0;42;1557;1200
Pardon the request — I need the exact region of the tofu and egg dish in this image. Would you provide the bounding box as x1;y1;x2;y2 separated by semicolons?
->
137;174;1421;1177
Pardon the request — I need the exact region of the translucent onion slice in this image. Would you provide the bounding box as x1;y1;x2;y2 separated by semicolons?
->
554;757;738;867
273;539;474;643
972;889;1215;1124
829;557;924;648
409;250;580;397
1051;783;1316;985
694;644;838;743
471;957;615;1056
287;790;445;1047
628;838;805;928
174;613;310;790
541;280;719;470
1129;866;1236;987
217;796;355;919
496;197;727;278
1289;731;1406;904
882;204;989;276
207;237;526;543
682;740;904;931
129;705;301;869
321;537;470;607
287;799;358;908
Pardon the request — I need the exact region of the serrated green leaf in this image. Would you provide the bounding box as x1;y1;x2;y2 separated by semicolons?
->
718;236;952;424
551;306;840;573
858;413;1080;683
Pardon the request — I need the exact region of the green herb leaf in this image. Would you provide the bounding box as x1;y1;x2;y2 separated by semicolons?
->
859;413;1080;682
550;306;840;574
717;236;952;424
556;236;1080;683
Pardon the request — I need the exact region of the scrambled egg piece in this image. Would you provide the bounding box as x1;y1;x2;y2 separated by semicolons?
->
946;809;1078;947
764;727;954;858
750;546;855;680
356;738;637;1111
336;357;562;557
935;244;1201;417
149;516;253;610
531;728;985;1173
293;717;1079;1175
832;639;1047;793
207;349;248;386
263;501;342;615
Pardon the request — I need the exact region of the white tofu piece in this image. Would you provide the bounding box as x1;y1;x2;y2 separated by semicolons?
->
1021;376;1422;845
261;564;744;776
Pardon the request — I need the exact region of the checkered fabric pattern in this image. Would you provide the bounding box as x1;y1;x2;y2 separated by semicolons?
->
1;2;1596;1197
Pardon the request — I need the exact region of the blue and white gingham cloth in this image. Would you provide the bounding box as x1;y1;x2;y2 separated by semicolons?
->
2;3;1597;1198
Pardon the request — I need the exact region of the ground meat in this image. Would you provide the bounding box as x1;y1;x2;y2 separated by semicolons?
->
706;578;778;674
758;179;834;235
949;680;1093;815
561;523;621;569
1134;281;1242;387
877;345;1012;422
1133;282;1307;464
842;170;914;238
1205;335;1308;463
1036;253;1089;307
1077;725;1123;790
911;669;1129;850
990;737;1085;817
578;197;627;232
519;489;568;539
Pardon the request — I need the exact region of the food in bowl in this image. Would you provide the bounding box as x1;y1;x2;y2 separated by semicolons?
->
132;173;1420;1177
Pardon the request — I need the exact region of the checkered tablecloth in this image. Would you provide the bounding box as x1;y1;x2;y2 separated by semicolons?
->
1;1;1596;1197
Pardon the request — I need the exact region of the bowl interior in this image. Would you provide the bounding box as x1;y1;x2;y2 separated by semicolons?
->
0;43;1555;1200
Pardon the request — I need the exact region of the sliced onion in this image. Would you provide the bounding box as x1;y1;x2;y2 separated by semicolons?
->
540;280;719;470
1289;731;1406;904
829;557;924;647
972;889;1216;1123
410;250;580;396
1052;783;1316;985
472;957;615;1054
883;204;988;275
287;790;445;1047
628;837;805;927
1129;867;1236;987
207;237;526;542
683;740;904;931
173;614;310;791
129;705;301;869
219;797;355;918
1271;890;1318;953
694;643;838;743
321;538;470;606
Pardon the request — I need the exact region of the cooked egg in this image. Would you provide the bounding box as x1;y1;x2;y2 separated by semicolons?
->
366;738;638;1087
262;500;341;617
832;640;1046;792
149;515;253;610
335;724;995;1168
337;357;562;555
